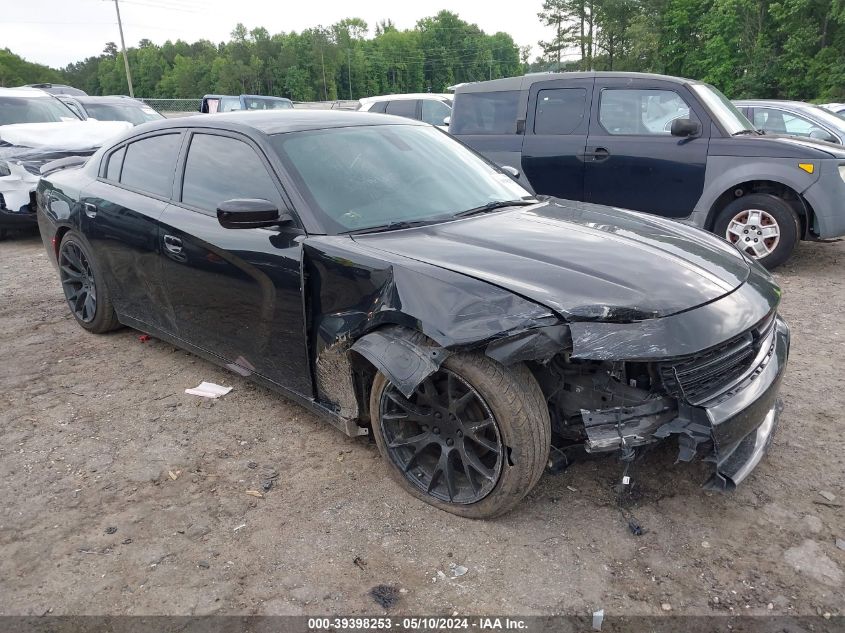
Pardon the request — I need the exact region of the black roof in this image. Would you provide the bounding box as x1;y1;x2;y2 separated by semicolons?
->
454;71;702;93
129;110;423;136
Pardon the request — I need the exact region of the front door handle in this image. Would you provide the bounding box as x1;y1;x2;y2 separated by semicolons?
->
585;147;610;162
163;234;183;254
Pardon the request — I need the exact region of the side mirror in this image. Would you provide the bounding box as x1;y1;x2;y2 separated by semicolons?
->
443;116;451;126
809;128;837;143
217;199;292;229
501;165;520;179
670;118;701;138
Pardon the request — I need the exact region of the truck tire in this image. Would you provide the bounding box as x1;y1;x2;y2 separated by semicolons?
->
714;193;800;269
370;350;551;519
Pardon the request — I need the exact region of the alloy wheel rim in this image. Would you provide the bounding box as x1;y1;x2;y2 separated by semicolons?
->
725;209;781;259
59;242;97;323
379;369;504;504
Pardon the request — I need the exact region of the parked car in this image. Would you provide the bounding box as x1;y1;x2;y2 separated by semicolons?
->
57;95;164;126
37;110;789;517
358;93;452;128
450;72;845;269
1;87;131;237
200;94;293;114
22;83;87;96
734;100;845;144
820;103;845;116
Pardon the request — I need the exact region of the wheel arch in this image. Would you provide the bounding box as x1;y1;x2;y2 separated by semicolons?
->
52;224;74;261
704;179;815;239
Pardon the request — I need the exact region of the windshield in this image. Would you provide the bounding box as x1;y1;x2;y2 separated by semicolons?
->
690;84;755;135
83;103;164;125
0;96;80;126
243;97;293;110
271;124;532;234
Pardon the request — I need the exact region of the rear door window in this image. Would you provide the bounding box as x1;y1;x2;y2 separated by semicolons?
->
181;133;281;215
451;91;520;135
421;99;451;125
385;100;417;119
120;133;182;198
534;88;587;134
599;89;695;135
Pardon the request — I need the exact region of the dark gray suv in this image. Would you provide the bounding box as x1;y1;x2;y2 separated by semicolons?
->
450;72;845;268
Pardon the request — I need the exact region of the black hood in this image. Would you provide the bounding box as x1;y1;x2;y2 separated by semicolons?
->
354;199;752;321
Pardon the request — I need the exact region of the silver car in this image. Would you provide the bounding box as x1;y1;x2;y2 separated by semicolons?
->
734;99;845;144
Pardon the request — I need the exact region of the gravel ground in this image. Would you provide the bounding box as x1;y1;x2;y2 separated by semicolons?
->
0;233;843;619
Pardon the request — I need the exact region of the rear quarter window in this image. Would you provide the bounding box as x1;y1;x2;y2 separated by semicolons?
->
105;146;125;182
451;91;520;135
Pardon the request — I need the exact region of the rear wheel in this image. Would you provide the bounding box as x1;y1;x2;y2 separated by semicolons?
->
714;193;799;269
58;231;121;333
369;351;550;518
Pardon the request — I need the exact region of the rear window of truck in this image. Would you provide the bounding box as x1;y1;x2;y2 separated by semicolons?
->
451;91;520;135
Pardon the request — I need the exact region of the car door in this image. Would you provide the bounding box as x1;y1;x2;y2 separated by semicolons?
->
82;131;184;333
584;78;710;218
521;78;594;201
158;130;311;395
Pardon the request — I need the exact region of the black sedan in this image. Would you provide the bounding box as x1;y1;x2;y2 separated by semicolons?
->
37;111;790;518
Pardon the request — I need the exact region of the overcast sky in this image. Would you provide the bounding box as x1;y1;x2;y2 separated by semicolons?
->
6;0;554;69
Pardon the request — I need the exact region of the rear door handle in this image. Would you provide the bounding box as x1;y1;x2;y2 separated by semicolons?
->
163;234;183;254
83;202;98;218
585;147;610;162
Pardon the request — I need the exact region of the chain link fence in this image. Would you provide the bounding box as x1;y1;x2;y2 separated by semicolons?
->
138;98;360;117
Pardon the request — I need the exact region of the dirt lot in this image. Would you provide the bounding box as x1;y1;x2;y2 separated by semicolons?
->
1;233;843;619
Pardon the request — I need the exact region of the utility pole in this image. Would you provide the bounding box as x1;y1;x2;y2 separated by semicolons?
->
320;45;328;101
347;49;353;100
113;0;134;97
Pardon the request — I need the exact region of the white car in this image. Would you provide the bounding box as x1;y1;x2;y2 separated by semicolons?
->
820;103;845;117
358;93;453;129
0;87;131;237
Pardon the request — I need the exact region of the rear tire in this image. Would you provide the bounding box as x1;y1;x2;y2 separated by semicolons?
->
714;193;799;269
369;350;551;519
58;231;121;334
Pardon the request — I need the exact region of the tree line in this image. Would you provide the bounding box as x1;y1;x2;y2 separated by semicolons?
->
534;0;845;101
1;12;522;101
2;4;844;101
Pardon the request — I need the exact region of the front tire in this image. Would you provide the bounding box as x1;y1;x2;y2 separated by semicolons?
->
369;351;551;519
58;231;121;333
714;193;800;269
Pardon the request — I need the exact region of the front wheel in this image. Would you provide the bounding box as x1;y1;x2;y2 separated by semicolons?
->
714;193;800;269
369;351;551;518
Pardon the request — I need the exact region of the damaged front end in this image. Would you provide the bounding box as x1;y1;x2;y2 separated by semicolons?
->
304;228;788;491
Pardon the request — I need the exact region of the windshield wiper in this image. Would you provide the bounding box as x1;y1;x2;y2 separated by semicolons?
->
732;129;759;136
455;199;537;218
344;219;440;235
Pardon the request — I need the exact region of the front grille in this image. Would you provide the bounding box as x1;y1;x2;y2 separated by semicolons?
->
659;312;776;405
